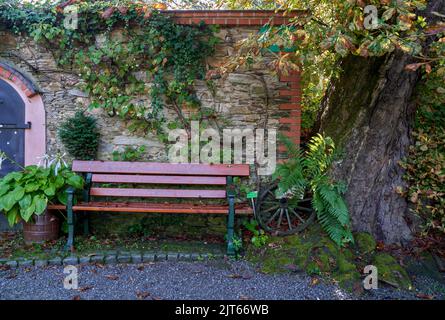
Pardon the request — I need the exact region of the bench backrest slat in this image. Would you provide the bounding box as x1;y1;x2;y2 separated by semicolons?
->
91;174;227;185
90;188;226;199
73;160;250;176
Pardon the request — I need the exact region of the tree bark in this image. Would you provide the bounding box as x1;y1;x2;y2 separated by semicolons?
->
317;0;445;245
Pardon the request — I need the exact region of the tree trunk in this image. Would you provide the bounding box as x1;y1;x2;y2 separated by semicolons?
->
317;0;445;245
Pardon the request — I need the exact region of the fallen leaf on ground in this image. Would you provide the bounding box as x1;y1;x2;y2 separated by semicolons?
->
285;264;300;272
78;286;93;292
310;277;319;286
136;291;151;300
239;295;251;300
233;273;252;279
416;293;434;300
0;265;11;271
376;241;385;251
268;243;281;249
137;265;144;271
105;275;119;280
72;295;81;300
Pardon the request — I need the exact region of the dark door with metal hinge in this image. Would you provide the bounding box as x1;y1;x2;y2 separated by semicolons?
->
0;79;29;232
0;79;27;178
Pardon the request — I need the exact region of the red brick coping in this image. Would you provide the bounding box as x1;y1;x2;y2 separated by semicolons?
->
163;9;304;26
0;62;38;98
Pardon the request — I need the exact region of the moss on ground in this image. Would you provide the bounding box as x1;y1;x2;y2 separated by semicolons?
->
245;224;411;292
355;232;376;255
372;252;412;290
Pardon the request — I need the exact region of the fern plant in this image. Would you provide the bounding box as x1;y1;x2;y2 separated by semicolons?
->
275;134;354;246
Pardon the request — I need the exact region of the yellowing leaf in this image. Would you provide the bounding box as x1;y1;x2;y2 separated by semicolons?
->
382;8;396;21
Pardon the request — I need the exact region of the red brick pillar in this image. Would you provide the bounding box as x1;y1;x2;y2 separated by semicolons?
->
278;69;302;160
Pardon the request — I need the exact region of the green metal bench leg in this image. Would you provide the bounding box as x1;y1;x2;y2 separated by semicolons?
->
227;194;236;256
83;212;89;236
64;187;75;252
226;176;236;256
82;173;92;236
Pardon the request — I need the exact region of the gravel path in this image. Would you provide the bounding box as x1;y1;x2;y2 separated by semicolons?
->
0;260;443;300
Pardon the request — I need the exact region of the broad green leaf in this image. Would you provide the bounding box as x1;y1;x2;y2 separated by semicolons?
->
2;172;23;183
0;184;9;197
33;195;48;215
25;182;40;192
67;175;84;189
11;186;25;201
0;193;17;211
19;194;32;209
57;192;68;206
7;206;19;227
44;185;56;197
21;202;36;222
54;175;65;189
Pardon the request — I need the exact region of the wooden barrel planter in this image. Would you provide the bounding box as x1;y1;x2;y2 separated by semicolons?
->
23;210;59;244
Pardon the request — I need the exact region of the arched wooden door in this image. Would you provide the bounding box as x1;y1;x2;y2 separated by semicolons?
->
0;78;28;177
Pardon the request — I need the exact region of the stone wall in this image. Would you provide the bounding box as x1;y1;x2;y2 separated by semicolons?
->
0;10;302;236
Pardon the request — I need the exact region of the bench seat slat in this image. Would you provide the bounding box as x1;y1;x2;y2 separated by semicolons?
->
73;160;250;176
92;174;227;185
90;187;226;199
48;203;253;215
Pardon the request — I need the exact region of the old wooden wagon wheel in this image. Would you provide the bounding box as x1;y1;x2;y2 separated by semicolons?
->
255;182;315;236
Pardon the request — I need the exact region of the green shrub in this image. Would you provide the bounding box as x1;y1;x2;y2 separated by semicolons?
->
58;112;100;160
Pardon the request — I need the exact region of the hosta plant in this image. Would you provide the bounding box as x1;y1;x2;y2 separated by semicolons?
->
0;163;84;227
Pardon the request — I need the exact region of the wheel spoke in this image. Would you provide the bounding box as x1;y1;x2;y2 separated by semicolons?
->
262;205;280;214
277;209;283;228
293;205;312;213
267;208;281;225
263;201;279;205
285;209;293;230
290;208;306;223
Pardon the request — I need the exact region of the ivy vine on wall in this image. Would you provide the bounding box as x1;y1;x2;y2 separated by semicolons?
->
0;0;219;140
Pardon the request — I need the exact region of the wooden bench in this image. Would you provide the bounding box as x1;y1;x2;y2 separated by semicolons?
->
49;160;252;255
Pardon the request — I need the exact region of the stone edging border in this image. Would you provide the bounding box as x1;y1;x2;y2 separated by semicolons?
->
0;251;225;268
